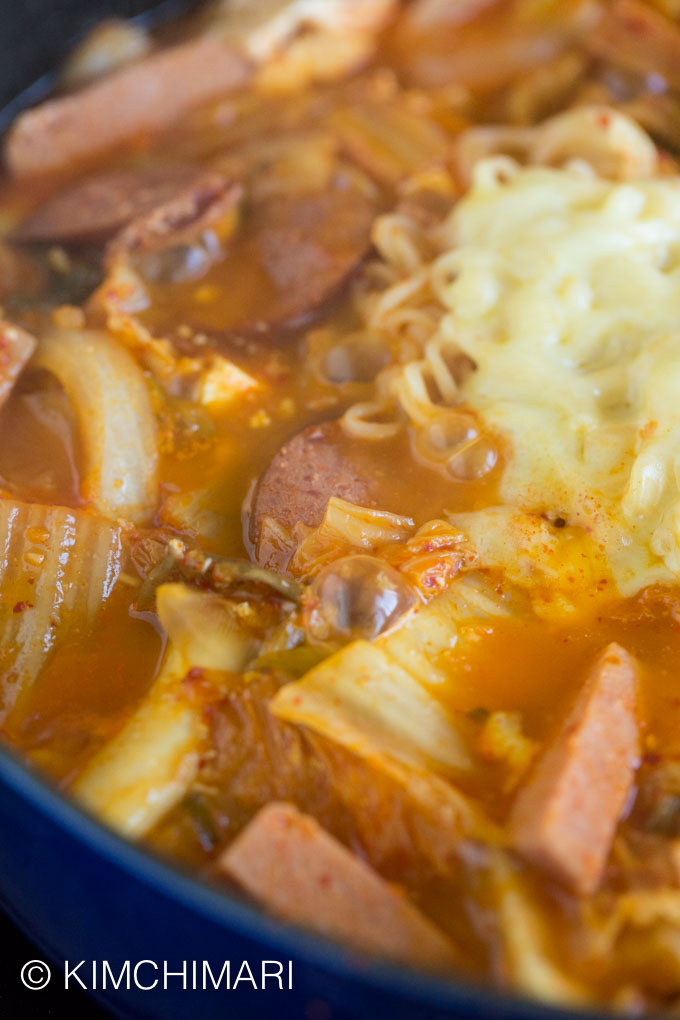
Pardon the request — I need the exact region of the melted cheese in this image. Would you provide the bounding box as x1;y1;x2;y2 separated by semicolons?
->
436;158;680;595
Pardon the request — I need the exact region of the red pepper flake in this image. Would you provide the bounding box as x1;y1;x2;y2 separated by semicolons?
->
13;601;34;614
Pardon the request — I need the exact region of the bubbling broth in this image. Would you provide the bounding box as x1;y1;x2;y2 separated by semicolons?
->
3;0;680;1009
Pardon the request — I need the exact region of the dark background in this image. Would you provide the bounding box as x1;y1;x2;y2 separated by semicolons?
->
0;910;111;1016
0;0;198;127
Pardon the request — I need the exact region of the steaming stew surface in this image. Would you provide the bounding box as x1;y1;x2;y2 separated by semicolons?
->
5;0;680;1008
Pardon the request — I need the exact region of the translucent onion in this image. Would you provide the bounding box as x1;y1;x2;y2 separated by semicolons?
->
35;329;159;524
290;497;414;578
0;498;123;724
73;584;260;838
72;641;205;840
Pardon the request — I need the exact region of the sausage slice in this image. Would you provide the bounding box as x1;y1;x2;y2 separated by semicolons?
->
90;185;377;337
251;420;375;561
6;36;253;179
509;643;639;895
13;166;205;245
225;187;378;336
219;801;459;970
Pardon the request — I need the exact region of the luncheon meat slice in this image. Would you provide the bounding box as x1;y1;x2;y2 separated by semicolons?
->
5;36;253;179
251;420;374;549
13;167;207;245
509;643;639;896
219;801;459;970
0;321;36;407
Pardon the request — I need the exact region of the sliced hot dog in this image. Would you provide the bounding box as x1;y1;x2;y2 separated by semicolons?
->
251;420;374;542
509;642;639;896
13;167;204;245
226;186;377;335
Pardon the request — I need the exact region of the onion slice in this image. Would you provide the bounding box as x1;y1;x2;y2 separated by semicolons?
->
73;584;259;838
72;640;204;839
35;329;159;524
0;498;124;723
